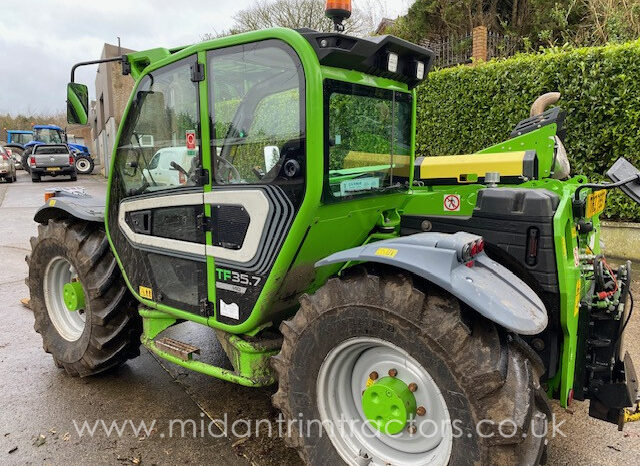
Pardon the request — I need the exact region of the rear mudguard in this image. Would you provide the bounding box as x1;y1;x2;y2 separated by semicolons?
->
315;231;547;335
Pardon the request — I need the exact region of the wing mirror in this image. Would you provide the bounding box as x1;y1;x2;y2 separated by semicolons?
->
264;146;280;173
607;157;640;205
67;82;89;125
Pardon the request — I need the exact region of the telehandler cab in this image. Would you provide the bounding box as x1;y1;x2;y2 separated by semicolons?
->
28;1;640;464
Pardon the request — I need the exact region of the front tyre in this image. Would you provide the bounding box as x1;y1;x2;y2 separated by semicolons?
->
272;268;550;465
27;220;142;376
74;156;94;175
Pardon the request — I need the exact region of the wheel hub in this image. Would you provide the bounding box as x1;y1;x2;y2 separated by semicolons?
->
362;376;417;434
43;256;86;342
63;281;85;312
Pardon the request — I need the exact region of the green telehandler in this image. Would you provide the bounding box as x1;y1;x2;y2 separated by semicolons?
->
28;2;640;464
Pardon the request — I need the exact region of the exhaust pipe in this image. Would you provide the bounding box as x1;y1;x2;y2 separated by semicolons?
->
530;92;561;117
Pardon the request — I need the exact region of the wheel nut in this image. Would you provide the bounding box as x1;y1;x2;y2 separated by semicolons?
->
407;425;417;434
416;406;426;416
388;368;398;377
408;383;418;392
369;371;379;381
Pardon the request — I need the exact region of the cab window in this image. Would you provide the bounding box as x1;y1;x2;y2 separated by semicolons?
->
325;80;412;200
115;57;201;197
207;41;305;185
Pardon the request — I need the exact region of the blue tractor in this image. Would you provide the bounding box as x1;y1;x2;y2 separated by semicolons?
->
2;130;33;159
21;125;94;175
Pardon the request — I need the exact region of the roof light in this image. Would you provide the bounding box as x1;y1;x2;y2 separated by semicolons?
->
416;61;425;80
387;52;398;73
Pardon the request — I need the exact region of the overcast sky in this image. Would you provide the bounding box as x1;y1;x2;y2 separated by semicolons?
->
0;0;411;116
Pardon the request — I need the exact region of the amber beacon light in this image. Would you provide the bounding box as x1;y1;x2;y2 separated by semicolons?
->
325;0;352;31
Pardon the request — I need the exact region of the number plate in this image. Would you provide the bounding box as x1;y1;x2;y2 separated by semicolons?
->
46;167;61;172
586;189;607;218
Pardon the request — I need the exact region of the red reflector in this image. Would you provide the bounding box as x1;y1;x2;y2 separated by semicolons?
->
471;243;478;256
526;227;540;266
465;261;474;268
30;157;36;166
477;239;484;253
69;156;74;165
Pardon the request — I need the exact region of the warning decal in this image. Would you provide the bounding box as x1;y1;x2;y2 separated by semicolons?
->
443;194;461;212
186;130;196;150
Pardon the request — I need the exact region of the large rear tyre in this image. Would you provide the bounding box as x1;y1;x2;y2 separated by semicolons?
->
272;267;550;466
74;156;94;175
27;220;142;376
21;146;32;174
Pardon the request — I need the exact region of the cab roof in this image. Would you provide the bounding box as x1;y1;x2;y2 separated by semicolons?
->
297;29;434;89
123;27;434;88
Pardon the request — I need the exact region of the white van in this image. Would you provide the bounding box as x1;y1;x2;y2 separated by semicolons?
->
143;147;197;187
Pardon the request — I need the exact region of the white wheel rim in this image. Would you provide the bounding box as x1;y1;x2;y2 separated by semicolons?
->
43;256;86;342
317;337;453;466
76;158;90;172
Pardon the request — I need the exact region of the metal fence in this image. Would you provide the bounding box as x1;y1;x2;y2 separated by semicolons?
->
421;33;473;68
422;31;522;68
487;31;522;60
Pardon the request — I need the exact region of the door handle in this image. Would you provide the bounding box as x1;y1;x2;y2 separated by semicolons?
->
129;210;151;235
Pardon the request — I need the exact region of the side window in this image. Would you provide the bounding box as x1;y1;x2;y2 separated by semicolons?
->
208;41;305;185
115;57;200;197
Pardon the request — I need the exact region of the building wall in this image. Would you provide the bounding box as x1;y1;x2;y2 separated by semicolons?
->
91;43;136;176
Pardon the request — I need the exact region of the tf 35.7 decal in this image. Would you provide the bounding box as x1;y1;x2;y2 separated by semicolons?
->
215;267;262;295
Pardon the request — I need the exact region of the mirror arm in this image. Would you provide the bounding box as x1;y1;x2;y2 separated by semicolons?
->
574;174;640;201
71;55;128;82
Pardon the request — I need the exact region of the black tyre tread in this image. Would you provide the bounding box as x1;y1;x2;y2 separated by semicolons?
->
75;156;95;174
273;267;550;465
27;220;141;376
21;146;32;174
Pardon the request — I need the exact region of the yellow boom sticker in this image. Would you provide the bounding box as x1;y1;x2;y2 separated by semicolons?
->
139;286;153;300
375;247;398;258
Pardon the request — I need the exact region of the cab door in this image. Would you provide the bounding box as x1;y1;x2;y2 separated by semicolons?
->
205;40;307;326
106;55;212;317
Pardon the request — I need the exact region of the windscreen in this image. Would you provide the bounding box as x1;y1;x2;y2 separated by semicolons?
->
325;80;412;200
34;128;64;144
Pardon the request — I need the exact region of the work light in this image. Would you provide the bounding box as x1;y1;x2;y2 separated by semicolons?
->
416;61;425;80
387;52;399;73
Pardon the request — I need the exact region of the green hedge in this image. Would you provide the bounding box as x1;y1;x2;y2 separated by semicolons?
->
416;40;640;221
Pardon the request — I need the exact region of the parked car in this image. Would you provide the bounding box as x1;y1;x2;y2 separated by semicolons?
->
6;148;23;170
29;144;77;182
142;146;197;187
0;145;17;183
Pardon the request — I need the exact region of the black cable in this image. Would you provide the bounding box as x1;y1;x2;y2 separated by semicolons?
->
615;290;634;353
574;174;640;201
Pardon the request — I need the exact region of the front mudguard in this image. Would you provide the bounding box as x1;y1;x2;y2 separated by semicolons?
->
316;232;547;335
33;188;105;225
